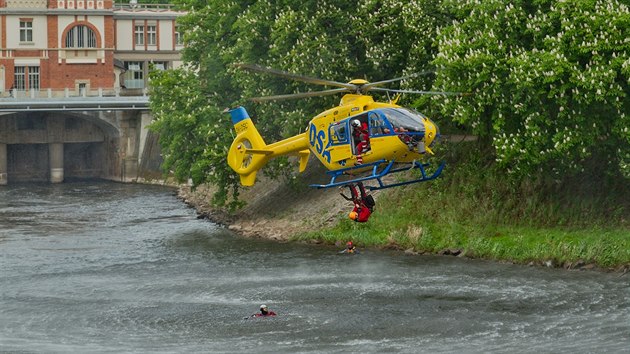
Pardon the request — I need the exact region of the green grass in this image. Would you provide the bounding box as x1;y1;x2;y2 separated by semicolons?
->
293;143;630;269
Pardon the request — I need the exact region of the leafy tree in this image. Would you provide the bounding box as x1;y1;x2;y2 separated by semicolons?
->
149;0;629;209
147;1;249;209
432;0;630;178
148;67;242;208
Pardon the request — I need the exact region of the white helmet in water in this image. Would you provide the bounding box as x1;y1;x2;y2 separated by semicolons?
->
260;304;267;310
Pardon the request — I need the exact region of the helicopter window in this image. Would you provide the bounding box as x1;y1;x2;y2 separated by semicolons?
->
380;108;427;133
329;122;348;145
368;111;392;136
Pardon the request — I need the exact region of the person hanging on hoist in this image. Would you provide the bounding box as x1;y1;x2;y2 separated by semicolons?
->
339;181;375;223
351;119;370;165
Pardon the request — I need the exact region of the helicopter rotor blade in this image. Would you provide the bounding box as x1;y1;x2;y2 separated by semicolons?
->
362;70;436;90
369;87;470;96
249;88;351;102
234;63;357;90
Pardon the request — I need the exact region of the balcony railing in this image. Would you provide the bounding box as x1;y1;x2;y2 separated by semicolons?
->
5;0;47;9
113;2;176;11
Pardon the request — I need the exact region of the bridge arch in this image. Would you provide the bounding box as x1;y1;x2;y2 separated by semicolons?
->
0;110;130;184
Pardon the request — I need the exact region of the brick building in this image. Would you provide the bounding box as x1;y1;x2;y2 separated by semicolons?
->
0;0;184;97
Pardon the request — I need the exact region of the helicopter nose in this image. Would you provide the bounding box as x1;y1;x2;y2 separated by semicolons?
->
423;119;437;155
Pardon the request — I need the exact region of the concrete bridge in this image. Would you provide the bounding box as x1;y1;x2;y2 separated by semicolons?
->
0;94;162;185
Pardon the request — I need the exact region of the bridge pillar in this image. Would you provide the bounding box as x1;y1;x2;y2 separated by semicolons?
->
49;143;64;183
0;143;6;185
120;114;139;182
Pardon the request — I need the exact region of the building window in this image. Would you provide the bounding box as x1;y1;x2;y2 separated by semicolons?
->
14;66;40;91
134;25;144;45
20;21;33;42
14;67;26;90
175;27;183;46
147;25;156;45
65;25;97;48
78;83;87;96
28;67;40;90
124;61;144;89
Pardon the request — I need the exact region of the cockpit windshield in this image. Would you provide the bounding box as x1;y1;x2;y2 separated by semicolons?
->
375;107;440;153
380;107;427;133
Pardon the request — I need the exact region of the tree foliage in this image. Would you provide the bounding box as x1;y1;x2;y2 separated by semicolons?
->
433;0;630;178
149;0;630;208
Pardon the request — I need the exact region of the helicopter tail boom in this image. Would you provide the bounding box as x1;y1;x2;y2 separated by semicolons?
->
227;107;310;186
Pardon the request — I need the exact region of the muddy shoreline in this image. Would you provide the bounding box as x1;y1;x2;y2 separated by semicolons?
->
175;162;349;241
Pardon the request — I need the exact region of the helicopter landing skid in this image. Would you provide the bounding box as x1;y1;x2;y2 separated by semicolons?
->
309;159;445;191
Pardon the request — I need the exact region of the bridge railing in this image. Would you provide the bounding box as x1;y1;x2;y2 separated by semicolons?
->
1;87;148;100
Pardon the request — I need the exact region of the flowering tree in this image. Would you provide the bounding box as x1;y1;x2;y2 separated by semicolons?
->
149;0;629;208
432;0;630;178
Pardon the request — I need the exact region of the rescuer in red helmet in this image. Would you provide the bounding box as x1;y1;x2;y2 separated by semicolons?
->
351;119;370;165
340;241;358;254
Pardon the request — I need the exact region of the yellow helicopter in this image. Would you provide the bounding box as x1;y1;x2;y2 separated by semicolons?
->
227;64;462;191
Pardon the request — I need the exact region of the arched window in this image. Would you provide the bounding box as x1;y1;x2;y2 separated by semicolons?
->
65;25;97;48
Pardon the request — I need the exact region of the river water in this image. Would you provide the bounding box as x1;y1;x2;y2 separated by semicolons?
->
1;182;628;353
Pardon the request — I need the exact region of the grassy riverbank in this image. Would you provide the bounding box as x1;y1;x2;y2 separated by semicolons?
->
294;143;630;270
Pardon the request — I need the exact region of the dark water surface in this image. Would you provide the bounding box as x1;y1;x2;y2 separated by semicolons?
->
1;182;628;353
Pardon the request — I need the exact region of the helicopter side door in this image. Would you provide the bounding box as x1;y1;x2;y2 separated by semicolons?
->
325;121;353;163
